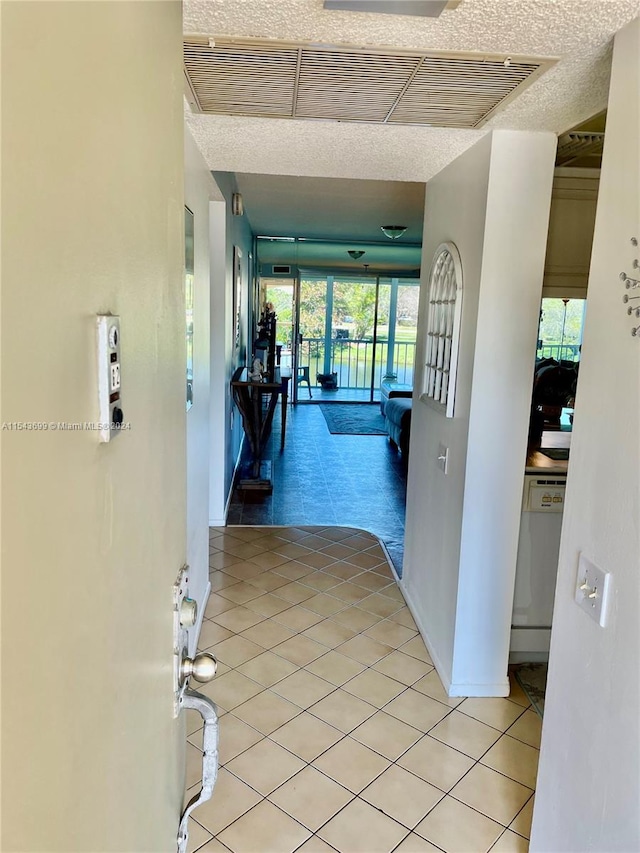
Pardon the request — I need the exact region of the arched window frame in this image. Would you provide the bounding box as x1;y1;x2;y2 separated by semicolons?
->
420;241;463;418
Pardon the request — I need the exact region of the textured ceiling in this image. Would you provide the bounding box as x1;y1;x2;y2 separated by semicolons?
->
185;1;636;262
185;0;640;131
185;0;639;183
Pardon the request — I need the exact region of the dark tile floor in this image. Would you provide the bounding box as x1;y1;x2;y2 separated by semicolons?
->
227;403;407;575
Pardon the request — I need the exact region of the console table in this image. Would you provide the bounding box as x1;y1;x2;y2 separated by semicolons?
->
230;367;289;489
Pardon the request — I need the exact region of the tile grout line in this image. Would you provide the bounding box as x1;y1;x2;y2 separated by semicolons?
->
192;525;537;852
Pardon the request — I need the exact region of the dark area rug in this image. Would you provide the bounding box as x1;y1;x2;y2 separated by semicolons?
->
319;403;388;435
514;663;548;718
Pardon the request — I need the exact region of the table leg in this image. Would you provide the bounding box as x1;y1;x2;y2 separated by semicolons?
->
281;389;287;450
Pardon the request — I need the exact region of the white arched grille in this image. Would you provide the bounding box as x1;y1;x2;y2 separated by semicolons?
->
422;242;463;417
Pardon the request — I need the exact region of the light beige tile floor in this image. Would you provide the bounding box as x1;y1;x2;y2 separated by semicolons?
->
185;526;540;853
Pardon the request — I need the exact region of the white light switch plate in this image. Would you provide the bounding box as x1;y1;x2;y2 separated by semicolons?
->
575;553;611;627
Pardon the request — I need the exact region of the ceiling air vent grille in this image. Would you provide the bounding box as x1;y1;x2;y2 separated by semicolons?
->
272;265;292;275
184;42;298;117
184;36;556;129
389;56;541;128
556;132;605;166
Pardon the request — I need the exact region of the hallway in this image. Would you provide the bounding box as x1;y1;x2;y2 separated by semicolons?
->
227;404;407;573
185;525;540;852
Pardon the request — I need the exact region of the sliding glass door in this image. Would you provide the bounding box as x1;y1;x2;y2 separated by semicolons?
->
293;272;419;403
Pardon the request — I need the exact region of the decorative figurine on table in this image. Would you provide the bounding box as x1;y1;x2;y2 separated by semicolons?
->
253;302;277;381
248;357;263;382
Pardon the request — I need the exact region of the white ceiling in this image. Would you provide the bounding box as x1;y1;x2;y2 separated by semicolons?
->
185;1;638;267
231;173;425;242
185;0;640;138
257;236;423;273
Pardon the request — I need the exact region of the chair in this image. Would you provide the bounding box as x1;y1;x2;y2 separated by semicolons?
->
296;333;312;398
296;365;312;398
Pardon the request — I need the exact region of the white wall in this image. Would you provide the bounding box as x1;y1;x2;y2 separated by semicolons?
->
403;130;557;696
531;18;640;852
208;172;255;524
185;127;223;648
1;2;185;850
403;133;493;688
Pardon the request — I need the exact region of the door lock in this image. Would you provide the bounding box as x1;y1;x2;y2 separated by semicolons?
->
179;652;217;687
179;596;198;628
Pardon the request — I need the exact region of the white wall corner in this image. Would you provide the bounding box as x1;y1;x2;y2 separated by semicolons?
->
453;129;557;692
400;575;454;695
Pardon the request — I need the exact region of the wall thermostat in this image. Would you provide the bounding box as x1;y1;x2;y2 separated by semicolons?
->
96;314;124;442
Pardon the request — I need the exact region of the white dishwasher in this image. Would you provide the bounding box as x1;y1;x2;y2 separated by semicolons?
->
510;473;566;660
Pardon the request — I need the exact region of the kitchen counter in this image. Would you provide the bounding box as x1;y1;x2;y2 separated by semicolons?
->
526;451;569;474
525;429;571;474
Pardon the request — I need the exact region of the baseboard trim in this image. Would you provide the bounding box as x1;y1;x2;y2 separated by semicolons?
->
398;577;511;698
222;435;245;525
398;578;454;695
209;436;245;527
448;679;510;698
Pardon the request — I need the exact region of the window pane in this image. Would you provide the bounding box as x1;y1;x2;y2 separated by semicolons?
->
537;298;586;363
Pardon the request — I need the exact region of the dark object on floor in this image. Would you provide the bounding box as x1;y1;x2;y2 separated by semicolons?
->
513;662;548;718
317;371;338;390
385;396;412;457
319;403;387;435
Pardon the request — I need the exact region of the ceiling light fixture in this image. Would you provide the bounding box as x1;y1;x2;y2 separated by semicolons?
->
347;250;365;260
323;1;460;18
381;225;407;240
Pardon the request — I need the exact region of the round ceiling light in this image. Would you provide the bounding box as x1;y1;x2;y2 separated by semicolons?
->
347;250;365;260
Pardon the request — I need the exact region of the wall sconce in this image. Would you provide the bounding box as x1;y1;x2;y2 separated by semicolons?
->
232;193;244;216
